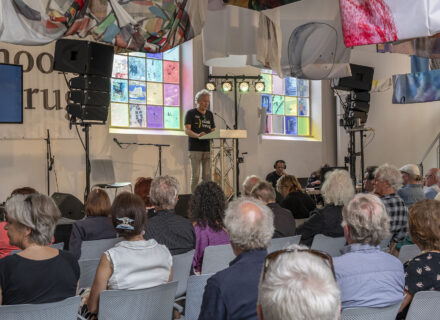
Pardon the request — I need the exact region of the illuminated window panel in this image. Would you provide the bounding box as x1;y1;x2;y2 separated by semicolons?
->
266;115;273;133
163;61;180;84
128;57;146;81
164;84;180;106
261;69;272;74
285;97;297;116
272;116;284;134
272;95;284;115
298;116;310;136
147;105;164;128
285;116;298;135
298;98;309;116
261;73;272;94
111;79;128;103
147;52;163;59
112;55;128;79
128;81;146;104
285;77;297;96
111;103;129;127
129;104;147;128
272;75;284;95
298;79;309;97
147;59;163;82
164;107;180;129
261;94;272;114
163;47;179;61
146;82;163;105
129;52;146;58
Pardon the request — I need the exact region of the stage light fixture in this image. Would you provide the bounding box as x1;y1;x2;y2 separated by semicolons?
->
222;81;233;92
255;81;265;92
206;80;216;91
238;81;250;92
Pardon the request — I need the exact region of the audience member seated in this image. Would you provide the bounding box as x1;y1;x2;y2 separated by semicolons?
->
423;168;440;199
199;198;274;320
334;193;404;309
144;175;195;255
397;164;425;208
363;165;378;193
190;181;230;273
297;169;354;247
134;176;154;214
397;199;440;319
86;192;172;314
265;160;286;189
0;187;37;259
373;164;408;244
277;174;316;221
243;175;261;196
258;244;340;320
251;181;296;238
69;189;117;260
0;193;79;305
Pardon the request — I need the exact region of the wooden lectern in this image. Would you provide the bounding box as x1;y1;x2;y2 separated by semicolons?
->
200;129;247;199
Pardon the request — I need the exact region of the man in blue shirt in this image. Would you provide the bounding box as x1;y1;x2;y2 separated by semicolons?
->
397;164;425;208
423;168;440;199
199;198;274;320
334;193;404;309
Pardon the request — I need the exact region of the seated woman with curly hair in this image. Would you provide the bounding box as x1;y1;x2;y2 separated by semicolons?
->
190;181;230;273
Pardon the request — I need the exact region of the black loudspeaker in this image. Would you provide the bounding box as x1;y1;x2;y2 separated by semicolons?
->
66;104;108;122
175;194;192;218
332;64;374;92
51;193;84;220
69;90;110;106
69;75;110;92
53;39;114;77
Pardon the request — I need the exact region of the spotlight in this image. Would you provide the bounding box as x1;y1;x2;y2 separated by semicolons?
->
222;81;233;92
255;81;265;92
206;80;216;91
238;81;250;93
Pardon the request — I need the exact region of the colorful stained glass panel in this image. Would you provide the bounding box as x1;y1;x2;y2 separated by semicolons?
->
272;75;284;95
147;52;163;59
285;77;297;96
163;61;180;84
147;105;163;128
128;57;145;81
285;97;297;116
146;82;163;105
298;116;309;136
111;103;129;127
285;116;298;135
298;79;309;97
164;84;180;106
298;98;309;116
261;73;272;94
129;81;146;104
261;94;272;114
163;47;179;61
129;104;146;127
164;107;180;129
112;55;128;79
129;52;146;58
272;116;284;134
272;95;284;115
266;115;273;133
111;79;128;103
147;59;163;82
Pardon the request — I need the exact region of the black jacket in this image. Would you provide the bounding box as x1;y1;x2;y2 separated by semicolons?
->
281;191;316;219
267;202;296;238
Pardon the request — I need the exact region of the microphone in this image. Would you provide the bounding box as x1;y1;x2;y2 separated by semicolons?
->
113;138;122;148
214;112;231;130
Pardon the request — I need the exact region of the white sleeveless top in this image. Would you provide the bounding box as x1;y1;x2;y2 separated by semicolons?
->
105;239;172;290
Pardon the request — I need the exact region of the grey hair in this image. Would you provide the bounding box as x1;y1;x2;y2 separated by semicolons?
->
242;175;261;196
251;181;276;203
5;193;61;246
194;89;211;105
342;193;390;246
374;163;402;190
149;175;180;209
321;169;355;206
258;244;340;320
224;197;274;251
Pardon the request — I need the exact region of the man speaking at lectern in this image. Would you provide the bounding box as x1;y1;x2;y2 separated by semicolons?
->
185;89;216;193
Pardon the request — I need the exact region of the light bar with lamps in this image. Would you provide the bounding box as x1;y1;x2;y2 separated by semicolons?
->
206;80;216;91
238;81;250;93
255;80;265;92
221;80;233;92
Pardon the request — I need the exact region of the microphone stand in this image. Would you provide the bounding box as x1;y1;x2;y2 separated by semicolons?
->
45;129;55;196
114;140;170;176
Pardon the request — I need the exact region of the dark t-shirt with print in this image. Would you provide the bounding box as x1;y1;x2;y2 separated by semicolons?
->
404;251;440;295
184;108;215;152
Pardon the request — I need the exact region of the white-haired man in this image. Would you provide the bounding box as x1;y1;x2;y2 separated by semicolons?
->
184;89;216;193
144;175;195;255
397;164;425;208
334;193;404;309
242;175;261;196
258;244;340;320
424;168;440;199
199;198;274;320
374;164;408;243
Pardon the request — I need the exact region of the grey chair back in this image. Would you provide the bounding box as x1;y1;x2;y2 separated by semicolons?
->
80;237;122;260
11;242;64;255
78;258;101;289
406;291;440;320
398;244;421;263
172;249;195;297
91;159;117;185
311;234;346;257
98;281;178;320
379;235;392;251
341;302;402;320
268;235;302;253
201;244;235;274
185;274;214;320
0;296;80;320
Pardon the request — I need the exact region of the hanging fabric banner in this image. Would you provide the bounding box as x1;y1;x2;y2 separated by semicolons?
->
0;0;207;53
377;35;440;59
392;69;440;104
339;0;440;47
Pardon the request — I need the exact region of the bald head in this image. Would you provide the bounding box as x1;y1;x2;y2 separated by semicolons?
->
224;197;274;251
243;175;261;196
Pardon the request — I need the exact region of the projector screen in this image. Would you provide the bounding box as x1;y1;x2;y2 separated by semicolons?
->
0;64;23;123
